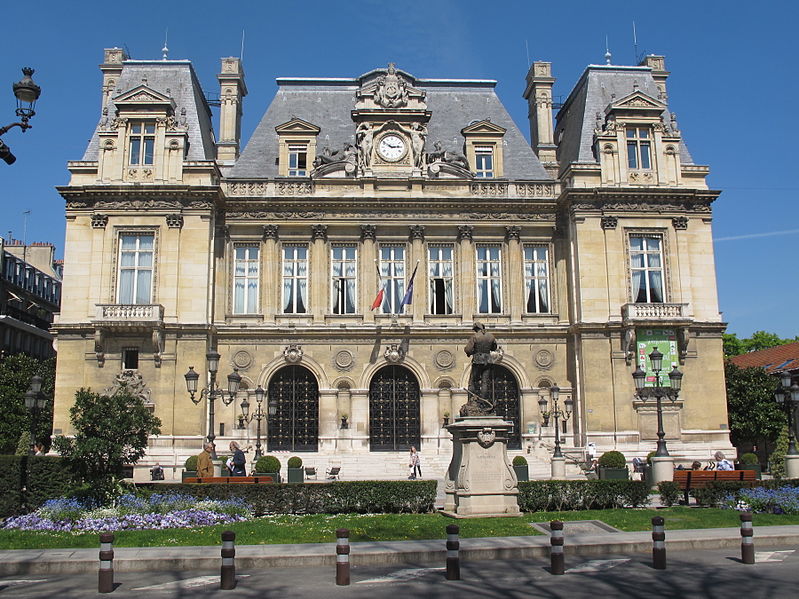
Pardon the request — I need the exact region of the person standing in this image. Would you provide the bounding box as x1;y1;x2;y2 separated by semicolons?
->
409;446;422;479
197;442;214;478
228;441;247;476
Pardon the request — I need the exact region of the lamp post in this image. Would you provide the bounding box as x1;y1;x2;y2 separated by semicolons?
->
23;374;50;455
184;349;241;459
538;385;573;479
0;68;42;165
774;371;799;478
632;347;683;483
239;385;276;461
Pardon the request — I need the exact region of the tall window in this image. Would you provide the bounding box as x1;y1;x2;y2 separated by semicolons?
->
524;245;550;313
475;146;494;178
129;122;155;165
233;245;260;314
288;144;308;176
331;245;357;314
117;233;154;304
379;245;406;314
428;245;454;314
630;235;664;303
282;245;308;314
626;127;651;170
476;245;502;313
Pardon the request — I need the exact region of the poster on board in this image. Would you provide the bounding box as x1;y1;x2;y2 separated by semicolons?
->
636;328;678;387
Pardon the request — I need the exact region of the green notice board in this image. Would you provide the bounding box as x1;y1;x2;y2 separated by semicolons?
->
636;328;678;387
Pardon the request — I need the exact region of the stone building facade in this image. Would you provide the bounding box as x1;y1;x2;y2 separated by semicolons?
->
52;49;731;478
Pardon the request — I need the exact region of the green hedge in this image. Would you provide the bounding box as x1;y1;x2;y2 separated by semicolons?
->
517;480;649;511
0;455;75;517
657;481;680;507
137;480;437;515
691;479;799;506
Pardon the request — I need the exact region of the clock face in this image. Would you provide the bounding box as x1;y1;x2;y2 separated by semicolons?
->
377;134;406;161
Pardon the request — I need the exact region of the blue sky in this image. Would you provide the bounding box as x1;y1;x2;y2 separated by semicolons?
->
1;0;797;339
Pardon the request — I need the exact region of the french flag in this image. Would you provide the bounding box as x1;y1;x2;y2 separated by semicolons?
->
400;261;420;312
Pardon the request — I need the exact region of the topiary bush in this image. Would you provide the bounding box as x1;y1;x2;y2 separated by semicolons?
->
740;452;759;465
184;455;198;471
256;455;281;474
598;451;626;469
512;456;528;466
646;451;657;465
287;456;303;468
658;480;680;507
517;480;648;511
0;455;76;517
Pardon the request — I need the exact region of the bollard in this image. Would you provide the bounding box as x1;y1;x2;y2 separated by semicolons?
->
336;528;350;586
740;512;754;564
220;530;237;590
445;524;460;580
651;516;666;570
550;520;564;575
98;532;115;593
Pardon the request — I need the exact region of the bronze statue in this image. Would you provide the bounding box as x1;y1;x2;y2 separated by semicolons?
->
461;322;497;416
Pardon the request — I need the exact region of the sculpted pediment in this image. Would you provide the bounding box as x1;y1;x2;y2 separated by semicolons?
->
461;120;507;135
113;85;175;110
606;91;665;114
275;118;321;135
356;63;426;110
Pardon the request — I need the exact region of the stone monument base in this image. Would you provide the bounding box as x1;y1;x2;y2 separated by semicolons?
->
441;416;520;518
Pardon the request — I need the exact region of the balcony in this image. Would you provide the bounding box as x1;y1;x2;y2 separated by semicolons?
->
93;304;164;331
622;303;690;324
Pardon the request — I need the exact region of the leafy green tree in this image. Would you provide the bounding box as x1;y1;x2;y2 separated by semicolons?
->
769;426;790;479
52;388;161;502
725;362;785;447
723;333;745;357
0;354;55;454
723;330;798;357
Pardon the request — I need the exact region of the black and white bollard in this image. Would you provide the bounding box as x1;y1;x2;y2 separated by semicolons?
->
220;530;237;590
740;512;755;564
445;523;460;580
651;516;666;570
98;532;115;593
550;520;565;575
336;528;350;586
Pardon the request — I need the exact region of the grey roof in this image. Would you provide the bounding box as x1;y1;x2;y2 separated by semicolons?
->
230;75;551;181
82;60;215;162
554;64;694;167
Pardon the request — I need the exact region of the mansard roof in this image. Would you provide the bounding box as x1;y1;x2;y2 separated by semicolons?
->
230;71;552;181
554;64;694;168
81;60;216;162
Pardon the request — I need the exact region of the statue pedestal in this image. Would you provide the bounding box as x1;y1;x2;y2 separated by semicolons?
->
441;416;520;518
651;456;674;485
784;454;799;479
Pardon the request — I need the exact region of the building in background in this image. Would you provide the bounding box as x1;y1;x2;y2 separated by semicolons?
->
51;48;731;479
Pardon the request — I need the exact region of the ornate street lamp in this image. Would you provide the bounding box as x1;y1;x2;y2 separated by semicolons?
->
538;385;573;459
632;347;683;458
184;349;240;458
0;68;42;165
240;385;267;460
774;371;799;457
23;374;50;455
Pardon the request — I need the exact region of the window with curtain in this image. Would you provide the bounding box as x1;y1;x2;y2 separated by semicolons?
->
129;122;156;166
282;244;308;313
428;245;454;314
523;245;550;313
117;233;154;304
476;245;502;313
233;244;260;314
630;235;664;303
331;245;357;314
379;245;406;314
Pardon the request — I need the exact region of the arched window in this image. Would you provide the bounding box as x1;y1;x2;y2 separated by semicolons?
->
267;365;319;452
369;365;420;451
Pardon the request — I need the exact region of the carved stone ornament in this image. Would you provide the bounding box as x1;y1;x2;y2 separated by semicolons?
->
384;343;405;364
283;344;303;364
334;349;354;371
360;224;376;241
672;216;688;230
472;183;508;197
374;63;409;108
601;216;618;230
535;349;554;369
457;224;474;241
504;225;521;241
91;213;109;229
165;214;183;229
262;224;279;240
94;329;105;367
104;369;152;406
409;224;425;240
311;224;328;241
489;347;504;364
435;350;455;370
233;350;253;370
477;427;496;448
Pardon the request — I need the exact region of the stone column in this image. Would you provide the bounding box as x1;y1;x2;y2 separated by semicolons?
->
262;225;279;320
310;225;328;322
360;225;377;322
350;389;370;451
409;225;425;322
318;389;338;452
505;225;522;321
420;388;438;454
457;225;475;320
451;389;468;420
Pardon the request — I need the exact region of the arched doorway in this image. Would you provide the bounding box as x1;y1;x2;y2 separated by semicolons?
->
489;365;521;449
267;365;319;452
369;365;421;451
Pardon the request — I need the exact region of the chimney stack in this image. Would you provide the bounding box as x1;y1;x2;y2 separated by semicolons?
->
523;61;557;169
216;57;247;163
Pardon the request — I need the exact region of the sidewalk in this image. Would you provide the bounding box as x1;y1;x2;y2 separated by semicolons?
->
3;525;799;576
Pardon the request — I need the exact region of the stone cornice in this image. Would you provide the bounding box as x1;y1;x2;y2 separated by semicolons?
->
58;185;223;210
560;187;720;214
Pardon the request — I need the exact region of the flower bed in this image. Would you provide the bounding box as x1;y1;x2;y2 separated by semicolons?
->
2;493;253;533
723;486;799;515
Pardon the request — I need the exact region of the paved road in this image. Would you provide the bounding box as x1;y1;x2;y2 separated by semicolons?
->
2;547;797;598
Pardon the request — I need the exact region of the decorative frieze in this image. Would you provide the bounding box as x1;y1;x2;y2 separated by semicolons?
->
278;181;313;196
227;181;267;196
471;182;508;197
514;183;556;198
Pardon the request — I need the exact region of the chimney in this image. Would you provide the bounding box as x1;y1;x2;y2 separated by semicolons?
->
640;55;669;103
216;57;248;163
523;61;557;167
100;48;128;111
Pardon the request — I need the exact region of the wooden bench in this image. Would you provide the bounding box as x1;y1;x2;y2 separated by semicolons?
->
673;469;756;504
183;476;274;484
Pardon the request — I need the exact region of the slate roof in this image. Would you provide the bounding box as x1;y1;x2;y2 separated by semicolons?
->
82;60;216;162
730;342;799;375
554;64;694;168
229;75;552;181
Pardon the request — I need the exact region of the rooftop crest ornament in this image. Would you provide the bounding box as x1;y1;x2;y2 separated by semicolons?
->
374;63;409;108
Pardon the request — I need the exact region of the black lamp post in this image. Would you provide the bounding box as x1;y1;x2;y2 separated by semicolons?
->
240;384;274;460
23;374;49;455
184;349;241;459
538;385;573;458
774;372;799;456
632;347;683;458
0;68;42;165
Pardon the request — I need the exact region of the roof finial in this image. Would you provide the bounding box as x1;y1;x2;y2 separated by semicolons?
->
605;35;612;65
162;28;169;60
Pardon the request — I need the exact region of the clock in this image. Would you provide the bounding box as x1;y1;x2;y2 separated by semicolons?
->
377;134;406;162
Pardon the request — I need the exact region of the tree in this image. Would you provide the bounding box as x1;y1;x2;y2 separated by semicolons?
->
52;388;161;502
724;330;799;357
0;354;55;454
725;361;785;447
723;333;745;357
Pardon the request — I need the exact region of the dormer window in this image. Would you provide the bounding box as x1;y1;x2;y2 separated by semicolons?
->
626;127;651;170
129;122;156;165
288;144;308;176
275;118;320;177
475;146;494;178
462;120;506;178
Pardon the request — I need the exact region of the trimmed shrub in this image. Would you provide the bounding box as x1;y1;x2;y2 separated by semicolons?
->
0;455;24;516
646;451;656;465
657;481;680;507
0;455;75;517
184;455;198;471
255;455;281;474
137;480;437;515
517;480;649;511
287;456;303;469
512;456;528;466
598;451;626;469
739;452;759;465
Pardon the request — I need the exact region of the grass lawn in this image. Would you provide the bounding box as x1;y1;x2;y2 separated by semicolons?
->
2;508;799;551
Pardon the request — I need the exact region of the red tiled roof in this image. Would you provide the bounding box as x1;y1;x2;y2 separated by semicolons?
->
729;342;799;374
